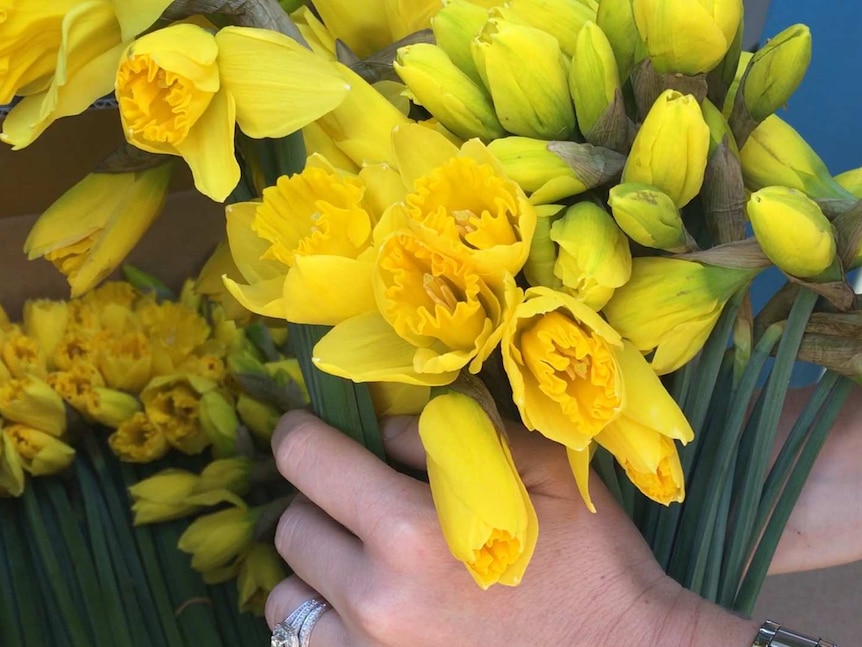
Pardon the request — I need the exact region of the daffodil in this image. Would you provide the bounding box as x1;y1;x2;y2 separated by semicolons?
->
236;394;281;441
23;163;174;297
0;375;67;437
603;258;759;375
115;23;351;201
108;411;168;463
134;299;211;374
0;0;173;149
22;300;69;370
419;391;538;588
4;422;75;476
500;288;691;506
46;363;105;414
569;21;621;138
0;429;26;497
141;374;217;455
608;182;688;252
0;330;47;380
237;543;287;615
85;387;141;428
177;505;260;581
497;0;598;57
431;0;490;84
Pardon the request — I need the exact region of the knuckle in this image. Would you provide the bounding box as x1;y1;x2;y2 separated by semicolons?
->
274;500;310;560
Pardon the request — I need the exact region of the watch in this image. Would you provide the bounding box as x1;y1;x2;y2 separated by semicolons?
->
753;620;837;647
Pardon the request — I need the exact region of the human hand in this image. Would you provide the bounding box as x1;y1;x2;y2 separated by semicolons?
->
266;410;758;647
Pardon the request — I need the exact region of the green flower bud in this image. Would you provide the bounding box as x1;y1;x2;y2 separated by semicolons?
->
472;19;575;140
835;167;862;199
608;182;688;251
496;0;598;56
742;24;811;122
622;89;710;207
199;391;240;457
395;43;505;141
86;387;141;428
523;204;565;288
432;0;492;85
740;115;857;201
569;21;620;137
236;393;281;441
721;50;753;117
550;202;632;310
632;0;742;75
701;97;738;158
597;0;641;81
747;186;836;278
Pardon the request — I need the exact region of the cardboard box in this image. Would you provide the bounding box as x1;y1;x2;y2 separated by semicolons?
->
0;109;225;318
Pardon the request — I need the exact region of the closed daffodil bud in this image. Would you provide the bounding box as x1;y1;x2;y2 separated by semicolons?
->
395;44;505;141
24;163;173;297
835;167;862;199
472;20;575;140
740;24;811;123
115;23;350;201
85;387;141;428
740;115;857;201
128;469;200;524
721;50;753;117
237;543;287;615
487;136;626;204
497;0;598;57
608;182;688;252
632;0;743;75
597;0;641;81
4;423;75;476
22;300;69;371
747;187;836;279
199;391;240;457
236;394;282;441
569;21;621;138
622;90;710;208
177;505;260;578
0;430;26;497
432;0;490;85
0;376;67;437
418;391;538;589
550;202;632;310
604;258;759;374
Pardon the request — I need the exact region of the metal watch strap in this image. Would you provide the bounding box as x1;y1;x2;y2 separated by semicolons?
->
752;620;837;647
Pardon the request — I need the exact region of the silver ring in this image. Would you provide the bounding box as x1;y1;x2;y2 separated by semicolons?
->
271;598;330;647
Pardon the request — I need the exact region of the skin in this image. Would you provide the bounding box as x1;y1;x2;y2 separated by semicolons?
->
265;385;861;646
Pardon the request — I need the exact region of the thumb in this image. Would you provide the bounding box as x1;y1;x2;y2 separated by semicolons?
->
380;415;426;469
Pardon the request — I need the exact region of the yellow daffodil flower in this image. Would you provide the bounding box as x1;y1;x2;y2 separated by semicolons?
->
1;0;173;149
85;387;141;428
22;300;69;371
0;427;26;497
115;23;351;201
4;423;75;476
134;299;211;374
46;363;105;415
603;258;759;375
549;202;632;310
177;505;260;580
0;375;67;437
141;374;217;455
199;390;240;457
632;0;742;75
90;330;153;393
748;187;836;279
419;391;538;588
368;382;431;417
23;163;174;297
1;329;48;380
108;411;168;462
237;543;287;615
622;89;710;208
236;394;281;441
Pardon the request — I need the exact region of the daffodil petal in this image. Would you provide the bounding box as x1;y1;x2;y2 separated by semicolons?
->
615;341;693;443
174;89;239;202
222;275;287;318
283;255;375;325
392;123;460;189
225;202;286;283
215;26;350;139
566;446;597;513
109;0;172;41
312;312;458;386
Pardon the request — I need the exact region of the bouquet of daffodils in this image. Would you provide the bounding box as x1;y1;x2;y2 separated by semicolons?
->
2;0;862;644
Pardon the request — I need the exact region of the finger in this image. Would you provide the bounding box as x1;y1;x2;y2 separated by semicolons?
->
275;496;364;609
380;415;425;469
272;409;427;540
265;575;349;646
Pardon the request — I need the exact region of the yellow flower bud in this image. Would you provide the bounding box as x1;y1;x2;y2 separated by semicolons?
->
740;115;857;200
523;205;566;288
0;330;47;380
741;24;811;122
472;20;575;140
4;423;75;476
109;412;169;463
835;167;862;199
86;387;141;428
22;300;69;371
177;505;259;576
603;258;758;374
608;182;688;251
632;0;742;75
550;202;632;310
199;391;239;457
419;391;538;589
497;0;598;57
597;0;641;81
747;187;836;279
569;21;620;137
622;89;710;208
0;429;26;497
431;0;490;84
128;469;200;524
236;394;281;441
0;376;67;437
47;364;105;415
396;44;505;141
237;543;287;615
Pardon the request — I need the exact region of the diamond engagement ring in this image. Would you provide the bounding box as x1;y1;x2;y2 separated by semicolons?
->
271;598;331;647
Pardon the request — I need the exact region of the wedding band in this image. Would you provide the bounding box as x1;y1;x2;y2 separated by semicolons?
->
271;598;330;647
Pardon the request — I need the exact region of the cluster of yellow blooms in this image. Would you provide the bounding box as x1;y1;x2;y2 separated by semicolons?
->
4;0;862;596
